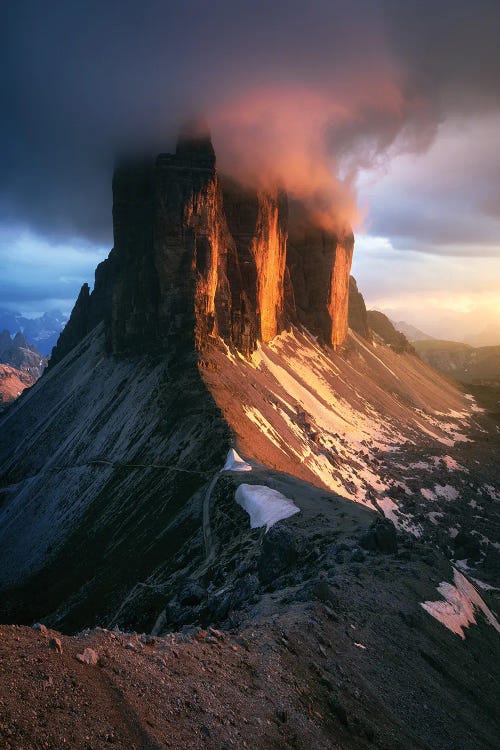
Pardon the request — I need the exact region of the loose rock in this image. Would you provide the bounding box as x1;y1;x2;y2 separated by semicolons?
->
48;637;62;654
76;648;99;665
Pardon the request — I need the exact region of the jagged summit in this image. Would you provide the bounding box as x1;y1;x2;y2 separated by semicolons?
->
51;131;354;365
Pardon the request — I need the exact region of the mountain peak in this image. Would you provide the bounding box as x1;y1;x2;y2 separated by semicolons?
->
51;134;355;363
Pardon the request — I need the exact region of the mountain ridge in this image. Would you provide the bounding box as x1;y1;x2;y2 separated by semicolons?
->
0;132;498;750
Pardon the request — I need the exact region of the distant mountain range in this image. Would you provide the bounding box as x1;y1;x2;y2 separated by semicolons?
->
413;338;500;385
392;320;434;342
392;318;500;347
465;323;500;348
0;330;47;410
0;309;67;355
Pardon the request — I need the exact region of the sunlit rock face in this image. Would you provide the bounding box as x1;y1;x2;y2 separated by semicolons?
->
222;179;288;346
287;209;354;348
110;135;290;356
51;131;355;362
111;136;223;354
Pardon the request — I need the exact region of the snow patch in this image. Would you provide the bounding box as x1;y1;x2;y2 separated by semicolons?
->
222;449;252;473
235;484;300;531
430;455;466;472
435;484;459;501
421;488;437;502
421;568;500;639
421;484;458;502
483;484;500;502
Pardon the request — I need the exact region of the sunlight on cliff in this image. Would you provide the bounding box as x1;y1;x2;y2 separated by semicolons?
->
209;81;432;235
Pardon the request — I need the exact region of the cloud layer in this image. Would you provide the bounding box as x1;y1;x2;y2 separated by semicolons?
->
1;0;499;321
1;1;499;239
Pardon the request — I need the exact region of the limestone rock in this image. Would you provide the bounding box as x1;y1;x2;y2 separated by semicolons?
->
287;204;354;348
48;636;63;653
222;178;288;345
76;647;99;665
348;276;371;340
49;131;355;361
367;311;414;353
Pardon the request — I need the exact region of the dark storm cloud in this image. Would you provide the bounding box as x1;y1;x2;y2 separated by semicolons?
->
0;0;499;247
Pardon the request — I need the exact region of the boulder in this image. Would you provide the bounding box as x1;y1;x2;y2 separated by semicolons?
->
258;525;304;585
360;518;398;554
178;579;206;607
48;637;63;654
76;647;99;665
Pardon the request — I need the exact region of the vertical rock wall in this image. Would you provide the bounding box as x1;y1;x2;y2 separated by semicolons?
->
222;179;288;346
51;132;355;363
287;211;354;348
328;235;354;348
348;276;371;340
252;190;288;343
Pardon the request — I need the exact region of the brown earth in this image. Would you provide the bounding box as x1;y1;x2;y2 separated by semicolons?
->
0;617;368;750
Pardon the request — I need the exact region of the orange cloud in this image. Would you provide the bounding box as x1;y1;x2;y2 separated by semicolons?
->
209;77;433;234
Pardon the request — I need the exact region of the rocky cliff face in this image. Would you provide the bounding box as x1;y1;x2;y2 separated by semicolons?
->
287;207;354;348
348;276;371;340
367;310;414;353
50;132;354;363
222;178;288;346
50;252;117;367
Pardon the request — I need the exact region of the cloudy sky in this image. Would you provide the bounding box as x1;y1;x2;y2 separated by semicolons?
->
1;0;499;340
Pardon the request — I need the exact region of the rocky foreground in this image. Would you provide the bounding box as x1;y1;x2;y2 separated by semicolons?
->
1;511;499;750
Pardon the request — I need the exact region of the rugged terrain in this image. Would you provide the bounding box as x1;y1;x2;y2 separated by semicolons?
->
0;309;66;355
0;132;498;749
414;339;500;385
0;331;46;409
0;363;35;410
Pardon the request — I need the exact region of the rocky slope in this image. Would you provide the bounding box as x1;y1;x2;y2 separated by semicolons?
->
0;363;36;411
0;132;499;749
367;311;415;353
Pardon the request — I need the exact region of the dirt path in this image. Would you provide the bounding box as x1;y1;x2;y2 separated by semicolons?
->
202;472;221;567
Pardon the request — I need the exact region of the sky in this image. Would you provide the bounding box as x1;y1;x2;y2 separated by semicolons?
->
0;0;499;339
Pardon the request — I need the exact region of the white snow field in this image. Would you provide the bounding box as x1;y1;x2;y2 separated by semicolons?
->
421;568;500;639
235;484;300;531
222;448;252;472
